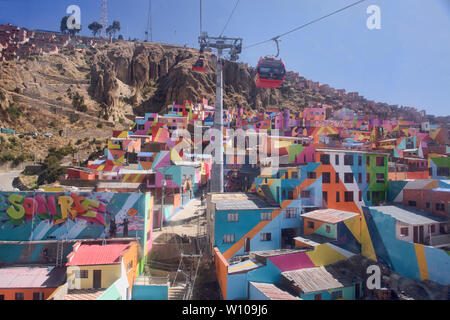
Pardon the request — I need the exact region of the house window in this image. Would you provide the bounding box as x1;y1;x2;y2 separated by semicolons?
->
223;234;235;244
291;171;298;179
285;208;297;218
359;191;362;202
307;172;316;179
76;270;89;278
336;192;340;203
301;190;311;198
358;156;362;166
15;293;24;300
430;225;436;233
323;191;328;203
307;221;315;229
366;156;370;166
376;173;385;183
320;154;330;165
260;233;272;241
376;156;385;167
164;174;173;181
366;173;370;183
436;203;445;211
358;173;362;184
335;155;340;165
227;213;239;222
426;202;430;209
331;290;343;300
261;212;272;221
288;191;294;200
344;173;354;184
326;225;331;233
437;167;450;176
33;292;44;300
344;155;353;165
400;227;409;237
344;191;354;202
322;172;331;184
408;201;417;207
335;173;339;183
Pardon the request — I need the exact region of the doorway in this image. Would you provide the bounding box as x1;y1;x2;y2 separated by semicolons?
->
244;238;250;253
93;270;102;289
281;228;298;249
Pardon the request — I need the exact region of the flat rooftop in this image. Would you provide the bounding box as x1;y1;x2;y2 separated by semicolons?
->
369;204;447;225
210;193;280;211
301;209;359;224
0;266;66;289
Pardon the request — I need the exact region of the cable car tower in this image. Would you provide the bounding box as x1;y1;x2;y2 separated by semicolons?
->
198;32;242;193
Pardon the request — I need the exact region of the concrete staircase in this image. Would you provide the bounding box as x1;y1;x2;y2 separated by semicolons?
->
168;285;187;300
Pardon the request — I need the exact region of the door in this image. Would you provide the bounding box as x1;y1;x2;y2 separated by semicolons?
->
413;226;418;243
355;283;361;300
419;225;424;244
244;238;250;253
93;270;102;289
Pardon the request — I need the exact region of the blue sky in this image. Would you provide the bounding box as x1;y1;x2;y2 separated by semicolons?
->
1;0;449;117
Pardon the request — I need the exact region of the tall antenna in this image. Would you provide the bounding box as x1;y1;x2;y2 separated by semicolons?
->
200;0;203;34
145;0;153;42
100;0;108;38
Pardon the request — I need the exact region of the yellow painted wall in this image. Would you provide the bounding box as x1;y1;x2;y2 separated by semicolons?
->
67;264;121;290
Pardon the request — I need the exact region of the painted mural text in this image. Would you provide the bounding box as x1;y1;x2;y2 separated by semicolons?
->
0;193;106;226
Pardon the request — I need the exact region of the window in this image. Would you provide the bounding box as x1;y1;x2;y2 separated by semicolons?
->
307;172;316;179
426;202;430;209
323;191;328;203
400;227;409;237
367;191;370;201
358;173;362;184
307;221;315;229
285;208;297;219
326;225;331;233
408;201;417;207
376;173;385;183
335;154;340;165
358;156;362;166
344;191;354;202
359;191;362;202
322;172;331;184
344;173;354;184
344;155;354;165
223;234;235;244
376;156;385;167
430;225;436;233
76;270;89;278
261;212;272;221
33;292;44;300
260;233;272;241
288;191;294;200
164;174;173;181
335;173;339;183
291;171;298;179
301;190;311;198
320;154;330;165
437;167;450;176
331;290;343;300
366;156;370;166
15;293;24;300
436;203;445;211
227;213;239;222
366;173;370;183
336;191;340;203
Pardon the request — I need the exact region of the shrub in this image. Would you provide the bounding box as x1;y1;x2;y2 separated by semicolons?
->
96;123;103;128
13;87;21;94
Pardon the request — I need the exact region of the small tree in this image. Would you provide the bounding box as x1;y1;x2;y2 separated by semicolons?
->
60;15;81;36
88;21;103;37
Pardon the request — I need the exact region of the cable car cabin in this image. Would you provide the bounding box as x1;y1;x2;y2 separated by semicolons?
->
256;57;286;88
192;55;207;73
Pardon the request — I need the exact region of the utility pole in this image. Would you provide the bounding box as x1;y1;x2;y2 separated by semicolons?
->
198;33;242;193
145;0;153;42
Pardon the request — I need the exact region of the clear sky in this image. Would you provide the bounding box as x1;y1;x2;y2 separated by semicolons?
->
1;0;449;117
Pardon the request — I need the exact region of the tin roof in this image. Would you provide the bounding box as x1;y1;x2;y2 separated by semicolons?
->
302;209;359;224
268;252;315;272
66;243;131;266
228;259;263;274
0;266;66;289
282;266;350;294
369;205;446;226
211;193;280;211
63;289;106;300
250;282;301;300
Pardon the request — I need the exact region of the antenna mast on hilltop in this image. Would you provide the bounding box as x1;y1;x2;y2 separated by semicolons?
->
101;0;108;38
145;0;153;42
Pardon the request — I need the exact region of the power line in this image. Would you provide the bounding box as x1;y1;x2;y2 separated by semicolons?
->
244;0;368;49
219;0;241;37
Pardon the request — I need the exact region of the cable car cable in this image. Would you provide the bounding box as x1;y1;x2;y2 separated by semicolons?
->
244;0;368;50
220;0;241;37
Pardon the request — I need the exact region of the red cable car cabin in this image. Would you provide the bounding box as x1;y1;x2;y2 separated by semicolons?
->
192;55;207;73
255;57;286;88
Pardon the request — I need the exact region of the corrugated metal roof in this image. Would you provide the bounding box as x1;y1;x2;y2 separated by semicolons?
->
228;259;263;274
250;282;301;300
212;193;280;211
268;252;315;272
282;266;346;294
63;289;106;300
369;205;447;225
66;243;130;266
302;209;359;224
0;266;66;289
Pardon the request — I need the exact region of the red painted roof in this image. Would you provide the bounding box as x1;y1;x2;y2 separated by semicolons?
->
66;243;130;266
268;252;315;272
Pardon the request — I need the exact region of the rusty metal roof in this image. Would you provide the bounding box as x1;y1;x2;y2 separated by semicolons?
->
301;209;359;224
250;282;301;300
